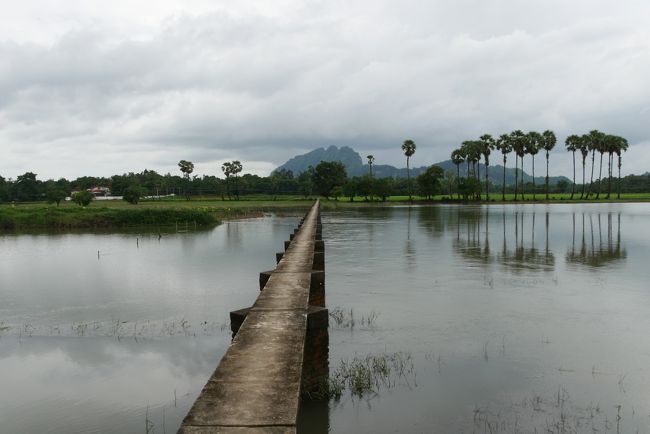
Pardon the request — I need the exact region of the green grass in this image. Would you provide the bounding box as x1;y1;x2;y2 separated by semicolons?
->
0;197;321;230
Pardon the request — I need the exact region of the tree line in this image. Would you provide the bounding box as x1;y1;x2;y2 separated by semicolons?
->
1;133;645;204
449;130;629;201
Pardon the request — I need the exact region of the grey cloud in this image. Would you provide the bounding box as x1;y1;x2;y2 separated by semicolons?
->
0;1;649;179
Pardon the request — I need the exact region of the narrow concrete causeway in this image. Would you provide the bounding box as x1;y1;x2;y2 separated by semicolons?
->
179;200;326;434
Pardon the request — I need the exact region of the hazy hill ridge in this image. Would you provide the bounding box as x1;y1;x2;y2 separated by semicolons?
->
274;146;570;185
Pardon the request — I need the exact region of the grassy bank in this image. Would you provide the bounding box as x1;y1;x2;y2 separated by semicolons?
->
0;206;222;230
0;198;321;230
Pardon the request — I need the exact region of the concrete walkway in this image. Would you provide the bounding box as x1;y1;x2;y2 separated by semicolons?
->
179;200;323;434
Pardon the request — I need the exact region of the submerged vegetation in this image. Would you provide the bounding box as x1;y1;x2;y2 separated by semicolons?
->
312;352;416;401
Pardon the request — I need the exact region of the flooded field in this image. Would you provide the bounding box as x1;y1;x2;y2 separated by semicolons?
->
1;204;649;433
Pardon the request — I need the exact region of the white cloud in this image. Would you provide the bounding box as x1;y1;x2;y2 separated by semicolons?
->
0;0;649;179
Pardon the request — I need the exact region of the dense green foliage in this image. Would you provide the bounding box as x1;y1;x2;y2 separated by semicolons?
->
313;161;348;198
0;207;217;230
72;190;95;206
123;185;145;204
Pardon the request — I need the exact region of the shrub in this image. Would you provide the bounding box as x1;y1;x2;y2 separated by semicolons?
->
71;190;94;206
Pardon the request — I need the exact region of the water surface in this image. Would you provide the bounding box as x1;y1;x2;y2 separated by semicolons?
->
2;204;650;433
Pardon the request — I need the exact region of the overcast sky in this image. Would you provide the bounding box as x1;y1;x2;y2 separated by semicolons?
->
1;0;649;180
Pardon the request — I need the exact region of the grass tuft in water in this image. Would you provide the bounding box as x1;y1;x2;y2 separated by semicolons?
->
328;307;379;329
313;352;416;401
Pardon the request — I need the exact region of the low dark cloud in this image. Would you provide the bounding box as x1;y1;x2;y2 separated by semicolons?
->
1;0;649;179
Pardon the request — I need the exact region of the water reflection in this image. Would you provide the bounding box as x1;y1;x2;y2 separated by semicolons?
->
566;212;627;268
452;207;556;272
453;207;493;266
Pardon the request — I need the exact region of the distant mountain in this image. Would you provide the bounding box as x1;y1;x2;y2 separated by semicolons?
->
274;146;570;186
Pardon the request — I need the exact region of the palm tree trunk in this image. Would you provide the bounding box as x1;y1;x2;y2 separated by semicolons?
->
514;156;518;201
596;152;603;199
581;157;586;199
588;149;596;197
476;163;481;200
406;156;412;201
570;151;575;199
607;153;612;199
456;165;460;200
485;159;489;202
532;155;536;201
545;151;550;200
502;155;506;201
617;155;622;199
521;155;526;200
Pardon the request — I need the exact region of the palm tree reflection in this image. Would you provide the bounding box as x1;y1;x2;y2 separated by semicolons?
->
498;209;555;273
453;206;555;272
566;212;626;268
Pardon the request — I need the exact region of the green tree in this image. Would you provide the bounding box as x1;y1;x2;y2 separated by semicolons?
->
312;161;347;198
479;134;495;200
72;190;94;206
178;160;194;200
525;131;541;200
615;136;628;199
374;177;393;202
401;139;416;201
595;133;608;199
46;189;67;206
367;155;375;177
541;130;557;200
0;175;8;202
357;174;373;200
221;161;243;200
416;165;444;199
342;178;358;202
450;149;464;200
565;135;581;199
15;172;41;202
458;176;481;200
123;185;145;204
230;161;243;199
586;130;604;198
510;130;526;201
462;141;481;199
297;167;315;198
495;134;512;201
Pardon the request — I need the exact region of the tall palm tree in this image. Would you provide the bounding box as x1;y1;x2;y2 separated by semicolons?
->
564;135;581;199
367;155;375;177
614;137;628;199
465;141;481;200
401;140;416;201
579;134;590;199
460;141;472;178
586;130;604;198
451;149;464;200
479;134;495;201
541;130;556;200
604;136;617;199
510;130;526;201
525;132;541;200
495;134;512;201
596;134;607;199
616;137;628;199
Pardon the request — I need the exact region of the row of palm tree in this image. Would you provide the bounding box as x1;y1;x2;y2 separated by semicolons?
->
564;131;628;199
449;129;628;201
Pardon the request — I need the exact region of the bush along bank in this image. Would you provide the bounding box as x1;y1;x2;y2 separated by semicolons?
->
0;207;219;230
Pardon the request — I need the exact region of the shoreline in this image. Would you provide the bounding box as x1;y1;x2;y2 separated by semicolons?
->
1;196;648;231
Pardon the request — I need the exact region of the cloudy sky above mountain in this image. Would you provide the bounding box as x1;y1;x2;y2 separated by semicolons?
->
1;0;649;180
